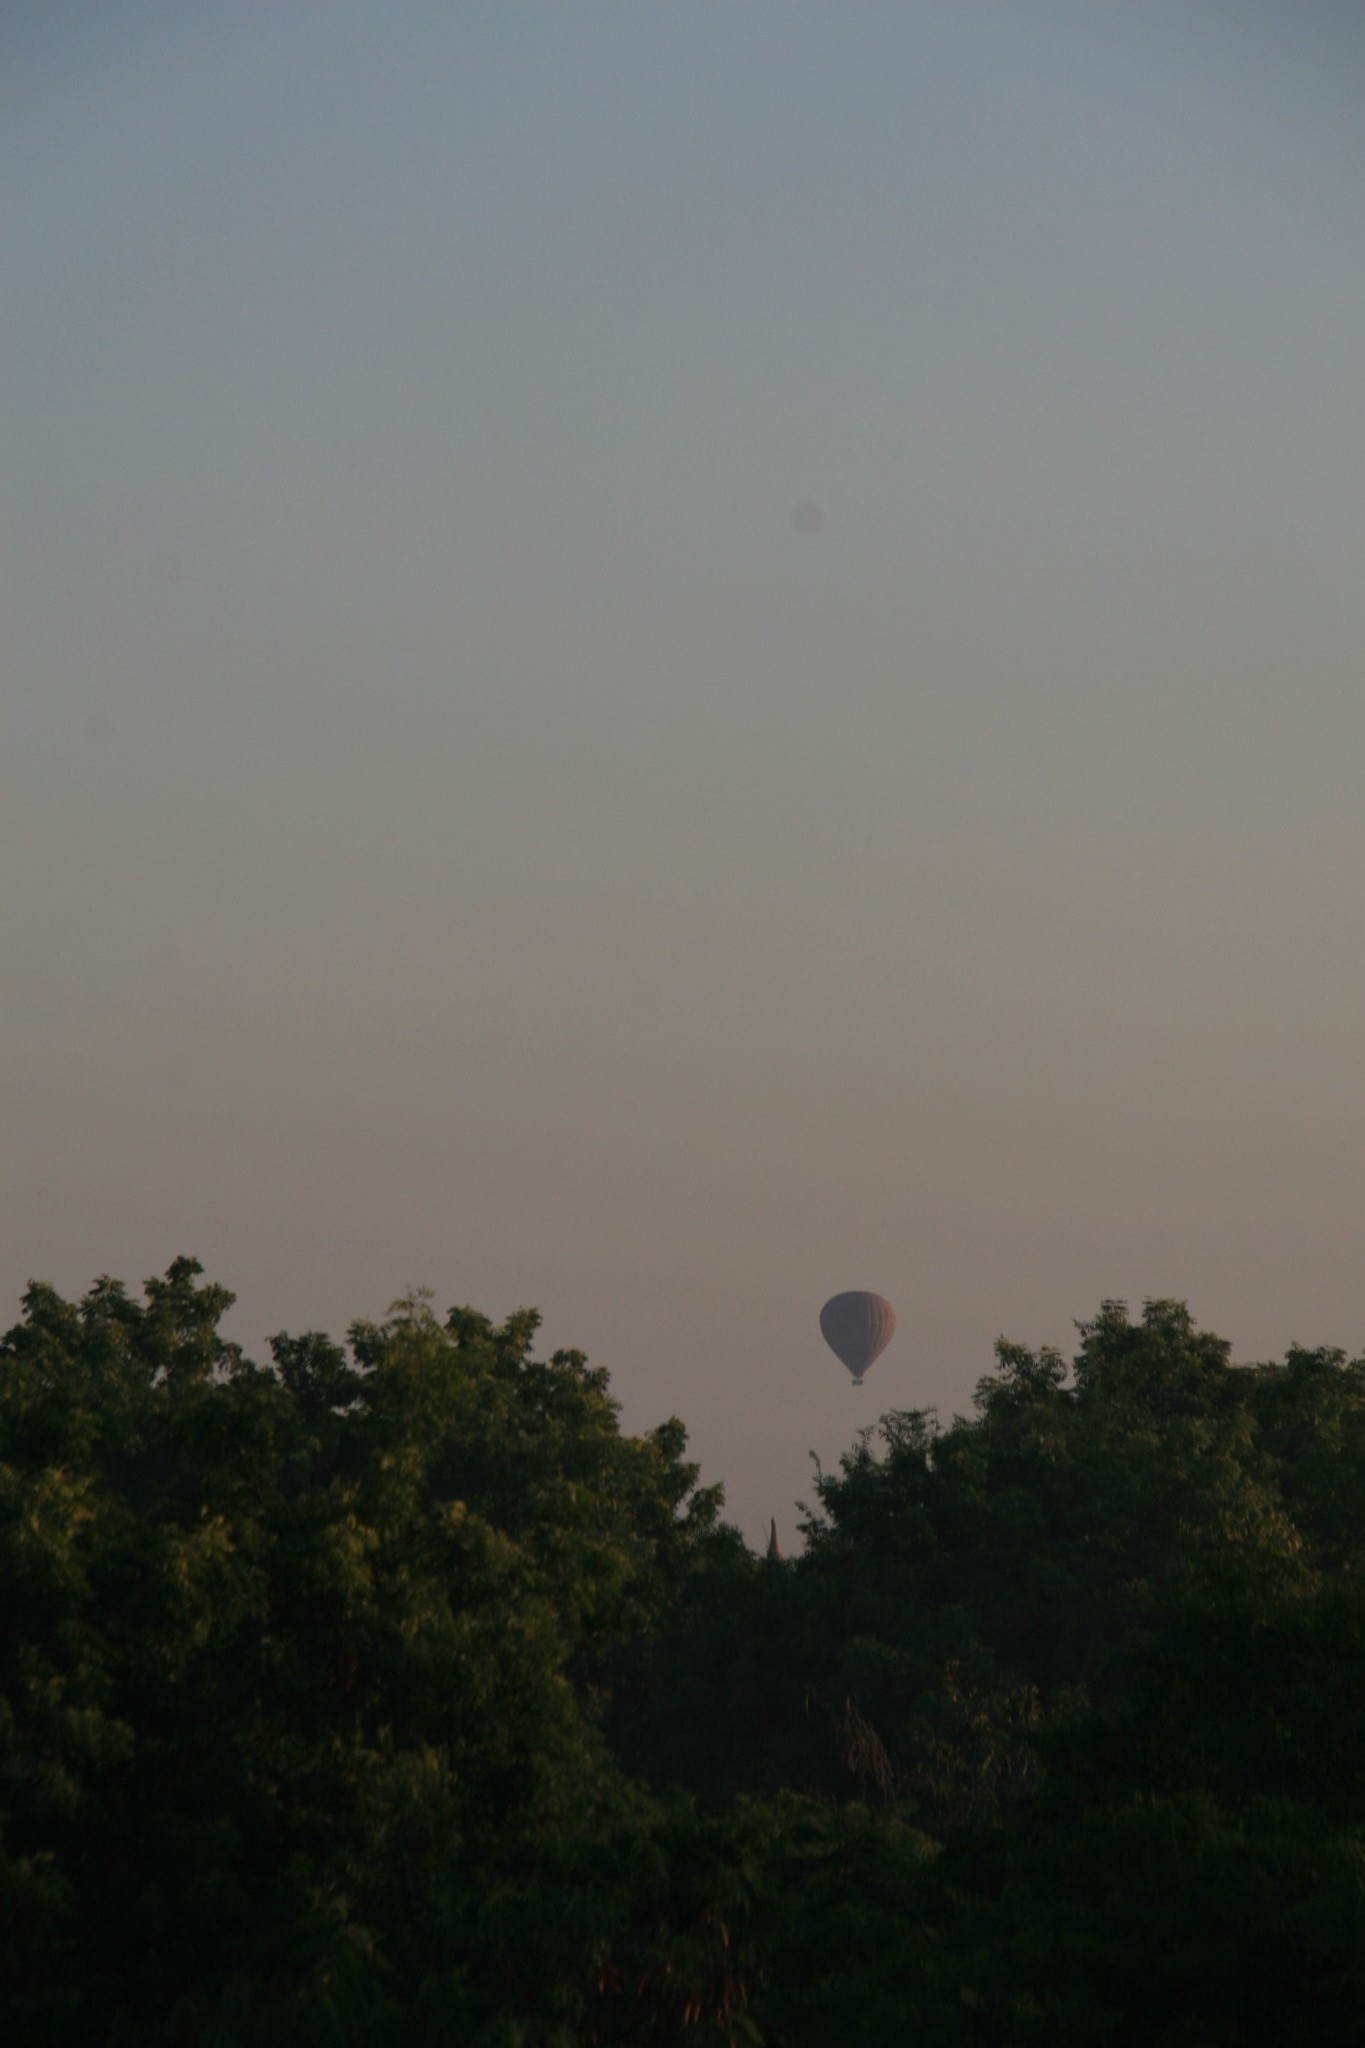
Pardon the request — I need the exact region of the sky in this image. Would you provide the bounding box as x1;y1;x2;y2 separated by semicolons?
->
4;3;1364;1549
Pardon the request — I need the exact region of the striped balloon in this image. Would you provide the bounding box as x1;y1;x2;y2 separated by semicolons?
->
819;1291;896;1386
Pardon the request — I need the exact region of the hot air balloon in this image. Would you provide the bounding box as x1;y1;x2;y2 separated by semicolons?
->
820;1291;896;1387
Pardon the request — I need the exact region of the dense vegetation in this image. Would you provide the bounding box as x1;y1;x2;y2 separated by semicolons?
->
4;1263;1365;2044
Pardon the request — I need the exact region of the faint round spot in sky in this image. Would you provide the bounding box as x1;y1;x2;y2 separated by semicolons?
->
148;547;185;586
792;500;823;534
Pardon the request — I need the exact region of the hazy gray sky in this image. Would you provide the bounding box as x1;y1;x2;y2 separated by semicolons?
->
5;4;1364;1547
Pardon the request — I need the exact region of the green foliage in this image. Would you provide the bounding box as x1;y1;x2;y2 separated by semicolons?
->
609;1297;1365;2042
618;1300;1347;1824
0;1262;718;2044
7;1275;1365;2044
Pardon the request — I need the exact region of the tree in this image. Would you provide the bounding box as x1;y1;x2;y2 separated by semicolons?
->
0;1262;720;2044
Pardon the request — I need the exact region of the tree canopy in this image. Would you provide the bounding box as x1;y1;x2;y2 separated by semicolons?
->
4;1268;1365;2044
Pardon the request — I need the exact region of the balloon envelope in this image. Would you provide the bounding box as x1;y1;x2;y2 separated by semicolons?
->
820;1291;896;1385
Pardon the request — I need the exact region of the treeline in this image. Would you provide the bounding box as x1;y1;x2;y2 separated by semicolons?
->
3;1263;1365;2043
